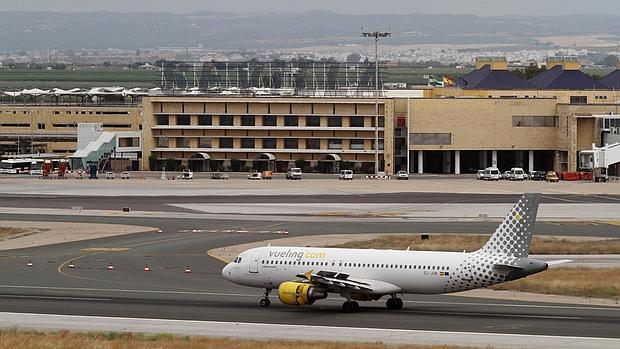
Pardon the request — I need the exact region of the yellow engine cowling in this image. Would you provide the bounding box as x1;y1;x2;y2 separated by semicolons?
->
278;282;327;306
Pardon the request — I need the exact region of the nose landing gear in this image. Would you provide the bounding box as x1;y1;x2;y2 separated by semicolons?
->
260;288;272;307
386;296;403;310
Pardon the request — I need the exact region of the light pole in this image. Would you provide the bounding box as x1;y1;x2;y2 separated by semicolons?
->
362;29;390;175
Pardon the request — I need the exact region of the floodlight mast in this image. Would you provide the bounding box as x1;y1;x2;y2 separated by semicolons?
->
362;29;391;176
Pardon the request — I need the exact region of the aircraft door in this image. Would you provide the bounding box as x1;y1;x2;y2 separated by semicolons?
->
249;253;260;273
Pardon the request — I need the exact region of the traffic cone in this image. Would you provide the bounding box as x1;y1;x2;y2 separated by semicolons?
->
144;264;151;272
184;266;191;273
157;228;163;233
283;229;289;235
26;260;33;267
68;262;75;268
107;263;114;271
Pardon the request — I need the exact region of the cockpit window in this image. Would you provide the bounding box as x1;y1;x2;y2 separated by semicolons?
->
233;257;242;263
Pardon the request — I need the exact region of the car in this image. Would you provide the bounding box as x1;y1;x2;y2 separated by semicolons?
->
502;171;512;180
286;167;302;180
396;170;409;180
546;171;559;182
339;170;353;180
483;167;501;181
248;172;262;180
211;172;229;180
510;167;526;181
476;170;485;180
530;171;546;181
181;170;193;180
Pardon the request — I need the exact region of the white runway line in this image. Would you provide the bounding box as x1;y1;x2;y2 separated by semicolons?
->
0;312;618;349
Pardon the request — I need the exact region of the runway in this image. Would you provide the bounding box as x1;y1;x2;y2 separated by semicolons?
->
0;193;619;345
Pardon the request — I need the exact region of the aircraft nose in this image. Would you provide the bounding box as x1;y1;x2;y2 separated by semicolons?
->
222;263;234;281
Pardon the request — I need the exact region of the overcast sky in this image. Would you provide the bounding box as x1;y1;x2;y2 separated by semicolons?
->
4;0;620;16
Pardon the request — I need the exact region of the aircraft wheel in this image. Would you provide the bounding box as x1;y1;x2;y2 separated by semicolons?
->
386;297;403;310
260;298;271;307
342;301;359;313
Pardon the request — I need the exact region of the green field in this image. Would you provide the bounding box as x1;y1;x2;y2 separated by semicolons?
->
0;66;613;90
0;68;160;90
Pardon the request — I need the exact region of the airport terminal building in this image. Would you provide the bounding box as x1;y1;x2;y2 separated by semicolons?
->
2;58;619;175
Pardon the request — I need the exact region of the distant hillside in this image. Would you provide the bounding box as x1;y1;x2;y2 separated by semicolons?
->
0;11;619;50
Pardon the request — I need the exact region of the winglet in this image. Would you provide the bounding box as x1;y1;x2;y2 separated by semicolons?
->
295;269;314;281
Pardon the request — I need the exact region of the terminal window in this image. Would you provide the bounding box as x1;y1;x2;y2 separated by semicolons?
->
157;137;169;148
410;133;451;145
306;139;320;149
176;115;190;126
263;115;277;126
350;139;364;150
241;115;255;126
512;116;557;127
219;115;234;126
157;115;169;125
328;139;342;150
176;137;190;148
284;138;299;149
284;116;299;126
198;137;212;148
262;138;276;148
350;116;364;127
241;138;255;148
306;116;321;127
219;138;233;148
198;115;212;126
328;116;342;127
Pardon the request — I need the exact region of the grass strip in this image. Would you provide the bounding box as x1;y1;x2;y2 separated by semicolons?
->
0;329;486;349
491;267;620;299
332;234;620;254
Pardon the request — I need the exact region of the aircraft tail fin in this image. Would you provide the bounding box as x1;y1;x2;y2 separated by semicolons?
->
479;193;541;257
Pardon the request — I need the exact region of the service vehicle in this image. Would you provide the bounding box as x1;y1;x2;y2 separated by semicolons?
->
0;159;33;174
545;171;559;182
396;170;409;180
483;167;501;181
530;171;546;181
248;172;262;180
502;171;512;180
261;170;273;180
339;170;354;180
211;172;229;180
510;167;526;181
476;170;485;180
286;167;302;180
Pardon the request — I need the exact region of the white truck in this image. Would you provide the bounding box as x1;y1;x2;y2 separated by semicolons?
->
286;167;302;180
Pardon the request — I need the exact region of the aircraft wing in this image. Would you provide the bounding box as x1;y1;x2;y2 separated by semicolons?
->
296;270;401;294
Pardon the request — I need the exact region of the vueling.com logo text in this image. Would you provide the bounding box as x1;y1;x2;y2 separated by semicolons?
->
268;249;326;261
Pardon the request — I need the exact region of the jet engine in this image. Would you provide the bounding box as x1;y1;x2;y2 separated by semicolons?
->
278;282;327;306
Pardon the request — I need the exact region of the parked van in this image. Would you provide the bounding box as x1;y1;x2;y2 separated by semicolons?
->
510;167;526;181
339;170;353;180
286;167;302;180
483;167;501;181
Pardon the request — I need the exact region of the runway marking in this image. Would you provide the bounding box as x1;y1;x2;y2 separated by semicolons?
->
80;248;130;252
2;311;619;346
0;294;111;302
398;309;580;320
0;284;618;312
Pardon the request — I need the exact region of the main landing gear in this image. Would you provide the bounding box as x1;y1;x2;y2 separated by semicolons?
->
260;288;271;307
386;296;403;310
341;300;359;313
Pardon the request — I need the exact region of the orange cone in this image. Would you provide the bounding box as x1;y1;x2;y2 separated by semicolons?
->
26;260;33;267
184;266;191;273
144;264;151;272
107;263;114;271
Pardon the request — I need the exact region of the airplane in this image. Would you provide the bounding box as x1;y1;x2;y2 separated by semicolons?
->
222;193;570;312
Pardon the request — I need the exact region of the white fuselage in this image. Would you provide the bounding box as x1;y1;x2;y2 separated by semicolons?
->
222;246;510;294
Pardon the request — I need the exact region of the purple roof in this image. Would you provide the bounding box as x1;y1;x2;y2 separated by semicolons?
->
527;65;609;90
456;65;533;89
600;69;620;89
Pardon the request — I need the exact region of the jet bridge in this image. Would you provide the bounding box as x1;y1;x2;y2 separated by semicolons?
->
579;142;620;181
